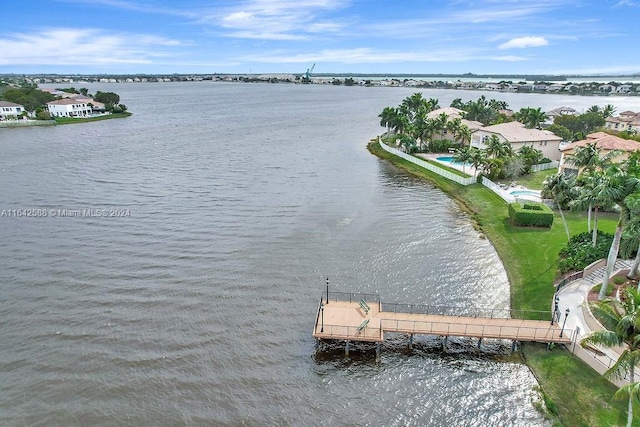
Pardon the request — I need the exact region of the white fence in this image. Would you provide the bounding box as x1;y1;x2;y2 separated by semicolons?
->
378;139;476;186
481;177;516;203
531;161;559;172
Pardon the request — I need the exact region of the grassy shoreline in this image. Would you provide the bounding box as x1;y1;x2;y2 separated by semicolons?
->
368;139;637;426
54;112;132;125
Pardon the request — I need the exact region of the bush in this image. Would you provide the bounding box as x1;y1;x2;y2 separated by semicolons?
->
557;231;614;273
508;202;554;227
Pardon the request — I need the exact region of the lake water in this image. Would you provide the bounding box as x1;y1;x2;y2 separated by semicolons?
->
1;83;637;426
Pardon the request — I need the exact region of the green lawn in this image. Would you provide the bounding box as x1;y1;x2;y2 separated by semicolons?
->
368;139;637;426
516;168;558;190
54;112;131;124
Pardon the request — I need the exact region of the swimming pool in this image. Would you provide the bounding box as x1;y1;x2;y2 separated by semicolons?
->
509;189;541;199
436;156;468;165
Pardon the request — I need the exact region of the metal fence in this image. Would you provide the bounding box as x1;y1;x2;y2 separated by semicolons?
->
381;301;552;321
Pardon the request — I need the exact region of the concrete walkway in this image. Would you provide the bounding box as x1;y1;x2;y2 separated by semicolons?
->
555;259;636;387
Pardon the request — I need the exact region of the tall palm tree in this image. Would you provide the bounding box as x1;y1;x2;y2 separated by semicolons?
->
621;194;640;279
452;146;473;174
447;117;463;142
469;148;487;178
378;106;397;139
582;287;640;427
433;112;448;141
542;173;575;241
603;104;617;118
597;165;640;300
458;126;472;146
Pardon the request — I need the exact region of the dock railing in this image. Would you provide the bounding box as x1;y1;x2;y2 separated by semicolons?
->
327;291;381;305
380;318;573;342
381;302;552;321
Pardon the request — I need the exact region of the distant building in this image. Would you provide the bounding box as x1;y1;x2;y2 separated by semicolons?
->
471;121;563;161
46;99;93;118
559;132;640;175
0;101;25;120
605;111;640;133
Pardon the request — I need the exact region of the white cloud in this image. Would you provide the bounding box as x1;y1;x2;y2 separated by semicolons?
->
0;28;183;66
215;0;348;39
498;36;548;49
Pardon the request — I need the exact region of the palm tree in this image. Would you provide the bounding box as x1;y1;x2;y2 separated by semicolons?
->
458;126;472;146
597;165;640;300
427;97;440;112
452;146;473;174
469;148;487;178
433;113;448;141
485;135;512;159
542;173;575;241
378;106;397;139
582;287;640;427
571;170;608;246
603;104;617;118
514;107;546;129
447;117;463;143
621;194;640;279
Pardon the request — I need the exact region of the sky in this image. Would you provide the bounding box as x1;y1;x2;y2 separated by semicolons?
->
1;0;640;76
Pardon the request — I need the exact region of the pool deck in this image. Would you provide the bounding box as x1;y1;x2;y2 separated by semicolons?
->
417;153;541;202
416;153;478;176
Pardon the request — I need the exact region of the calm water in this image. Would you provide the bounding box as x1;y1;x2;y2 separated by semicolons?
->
1;83;637;426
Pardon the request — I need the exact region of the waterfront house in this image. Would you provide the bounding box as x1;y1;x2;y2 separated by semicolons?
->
470;121;563;161
0;101;25;120
426;107;484;142
605;111;640;133
558;132;640;176
46;98;93;118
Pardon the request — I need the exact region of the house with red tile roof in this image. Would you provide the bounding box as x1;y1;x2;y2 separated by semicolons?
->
558;132;640;175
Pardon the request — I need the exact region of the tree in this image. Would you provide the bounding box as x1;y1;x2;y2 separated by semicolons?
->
94;91;120;109
542;173;575;241
514;107;546;129
621;193;640;279
547;123;575;142
517;145;544;174
469;148;487;178
596;165;640;300
582;287;640;426
452;146;473;174
378;107;398;139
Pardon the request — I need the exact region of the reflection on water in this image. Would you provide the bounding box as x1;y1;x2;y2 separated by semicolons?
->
0;82;556;425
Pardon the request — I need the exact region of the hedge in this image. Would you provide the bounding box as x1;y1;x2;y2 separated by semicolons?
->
508;202;554;227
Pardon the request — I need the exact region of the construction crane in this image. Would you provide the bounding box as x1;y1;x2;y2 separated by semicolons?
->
302;63;315;83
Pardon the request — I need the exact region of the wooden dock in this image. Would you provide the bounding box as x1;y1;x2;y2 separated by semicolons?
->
312;294;573;350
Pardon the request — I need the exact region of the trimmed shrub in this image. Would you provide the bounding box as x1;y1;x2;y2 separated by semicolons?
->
508;202;554;227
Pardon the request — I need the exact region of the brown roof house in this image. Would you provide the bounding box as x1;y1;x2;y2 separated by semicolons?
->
470;121;563;161
605;111;640;134
559;132;640;175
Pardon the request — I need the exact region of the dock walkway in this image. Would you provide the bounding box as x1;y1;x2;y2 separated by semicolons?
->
312;293;573;348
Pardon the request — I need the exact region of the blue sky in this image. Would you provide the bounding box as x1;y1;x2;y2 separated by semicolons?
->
1;0;639;75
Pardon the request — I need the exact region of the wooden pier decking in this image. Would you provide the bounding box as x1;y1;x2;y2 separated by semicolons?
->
312;296;573;346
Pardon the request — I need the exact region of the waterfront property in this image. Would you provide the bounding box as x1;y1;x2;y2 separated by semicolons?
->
471;121;564;161
313;291;573;356
558;132;640;175
604;110;640;133
46;98;93;118
0;100;25;120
